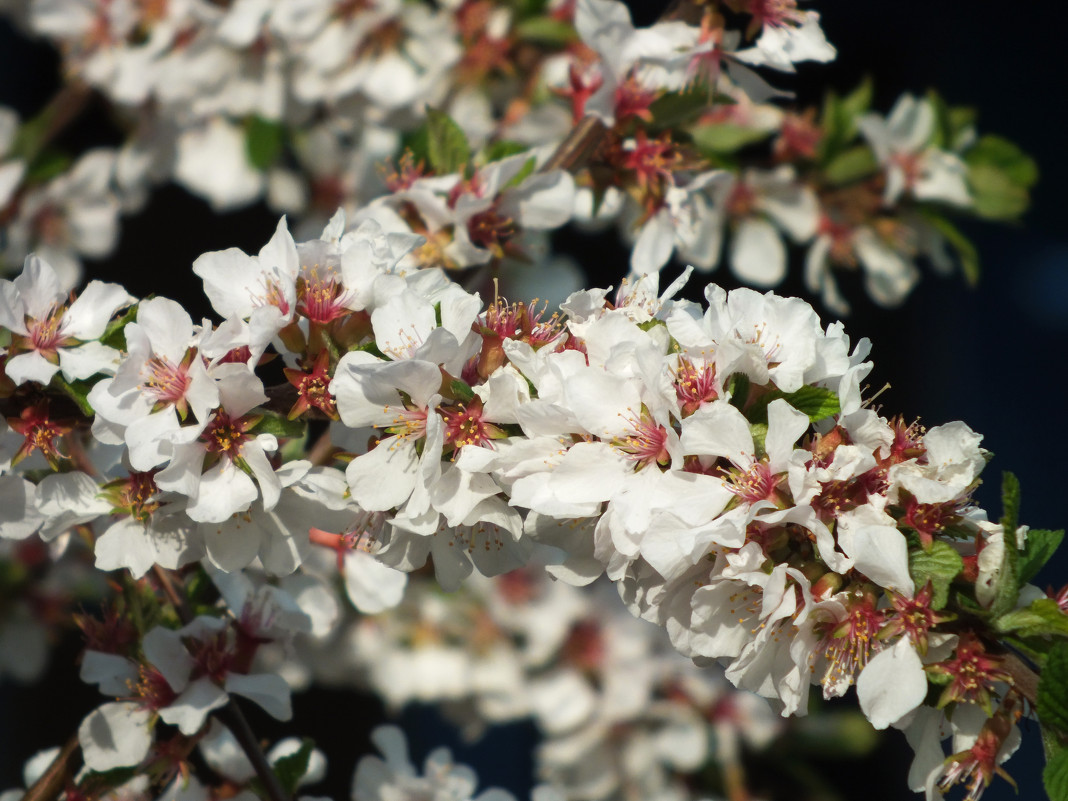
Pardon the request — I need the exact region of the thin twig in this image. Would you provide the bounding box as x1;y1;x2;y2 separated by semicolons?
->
539;115;608;174
20;734;80;801
215;701;291;801
153;565;194;625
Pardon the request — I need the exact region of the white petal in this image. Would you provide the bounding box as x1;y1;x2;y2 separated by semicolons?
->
857;638;926;729
79;702;153;771
224;673;291;721
730;217;787;287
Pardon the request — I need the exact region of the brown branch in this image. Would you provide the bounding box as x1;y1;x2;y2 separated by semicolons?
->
540;115;608;174
1004;651;1040;708
20;734;80;801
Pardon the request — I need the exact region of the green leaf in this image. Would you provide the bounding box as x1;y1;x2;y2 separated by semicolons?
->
449;379;476;403
250;412;307;440
909;542;964;609
1020;529;1066;585
990;472;1022;618
50;374;96;417
919;211;980;285
967;163;1032;220
726;373;750;411
817;78;872;162
400;124;431;166
1038;642;1068;733
746;385;841;425
691;123;771;154
245;116;285;170
502;157;537;190
25;149;72;183
995;598;1068;638
966;135;1038;187
790;710;879;758
823;145;878;185
426;107;471;176
274;738;316;795
100;301;141;351
749;422;768;460
781;385;841;422
1044;744;1068;801
481;140;529;163
514;16;577;45
649;89;711;130
839;78;873;131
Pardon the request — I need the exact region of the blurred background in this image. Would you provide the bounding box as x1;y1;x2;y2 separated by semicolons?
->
0;1;1065;799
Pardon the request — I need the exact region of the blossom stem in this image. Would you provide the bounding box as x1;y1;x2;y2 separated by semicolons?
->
540;115;607;173
19;734;80;801
215;701;291;801
152;565;194;624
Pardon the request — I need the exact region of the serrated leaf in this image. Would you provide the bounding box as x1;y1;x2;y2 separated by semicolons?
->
691;123;771;154
995;598;1068;638
426;107;471;176
1038;642;1068;734
823;145;878;185
782;385;840;422
1045;744;1068;801
909;542;963;609
990;472;1022;617
245;116;285;170
250;412;307;440
514;16;576;44
1020;529;1066;585
919;211;980;285
274;738;315;795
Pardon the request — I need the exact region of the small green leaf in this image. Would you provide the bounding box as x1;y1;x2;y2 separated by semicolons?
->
919;211;980;285
649;88;711;130
1038;642;1068;734
100;301;141;351
426;107;471;176
245;116;285;170
691;123;771;154
250;412;307;440
274;738;316;795
50;374;96;417
995;598;1068;638
823;145;878;185
514;16;577;45
967;163;1032;220
25;149;72;183
990;472;1022;618
965;135;1038;187
502;157;537;190
749;422;768;460
839;78;873;130
481;140;529;163
400;124;431;166
726;373;750;411
1044;744;1068;801
449;379;476;402
781;385;841;422
909;542;964;609
1020;529;1066;585
790;710;879;758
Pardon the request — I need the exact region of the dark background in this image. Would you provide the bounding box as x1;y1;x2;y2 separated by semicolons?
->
1;1;1066;799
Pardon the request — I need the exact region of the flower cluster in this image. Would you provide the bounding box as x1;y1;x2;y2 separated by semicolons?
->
0;0;1034;313
0;200;1059;799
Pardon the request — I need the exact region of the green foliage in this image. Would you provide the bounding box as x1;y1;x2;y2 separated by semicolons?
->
1044;746;1068;801
747;385;841;424
245;116;285;170
965;135;1038;221
818;78;872;163
909;542;964;610
50;374;96;417
449;379;476;403
726;373;751;411
100;301;141;351
274;739;316;795
989;472;1022;618
25;149;72;183
691;122;772;154
919;211;980;285
426;107;471;176
790;710;880;758
823;145;878;186
514;16;576;45
481;140;529;163
1020;529;1066;585
251;411;307;440
926;89;976;151
995;598;1068;638
1038;642;1068;734
649;88;712;130
502;157;537;190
